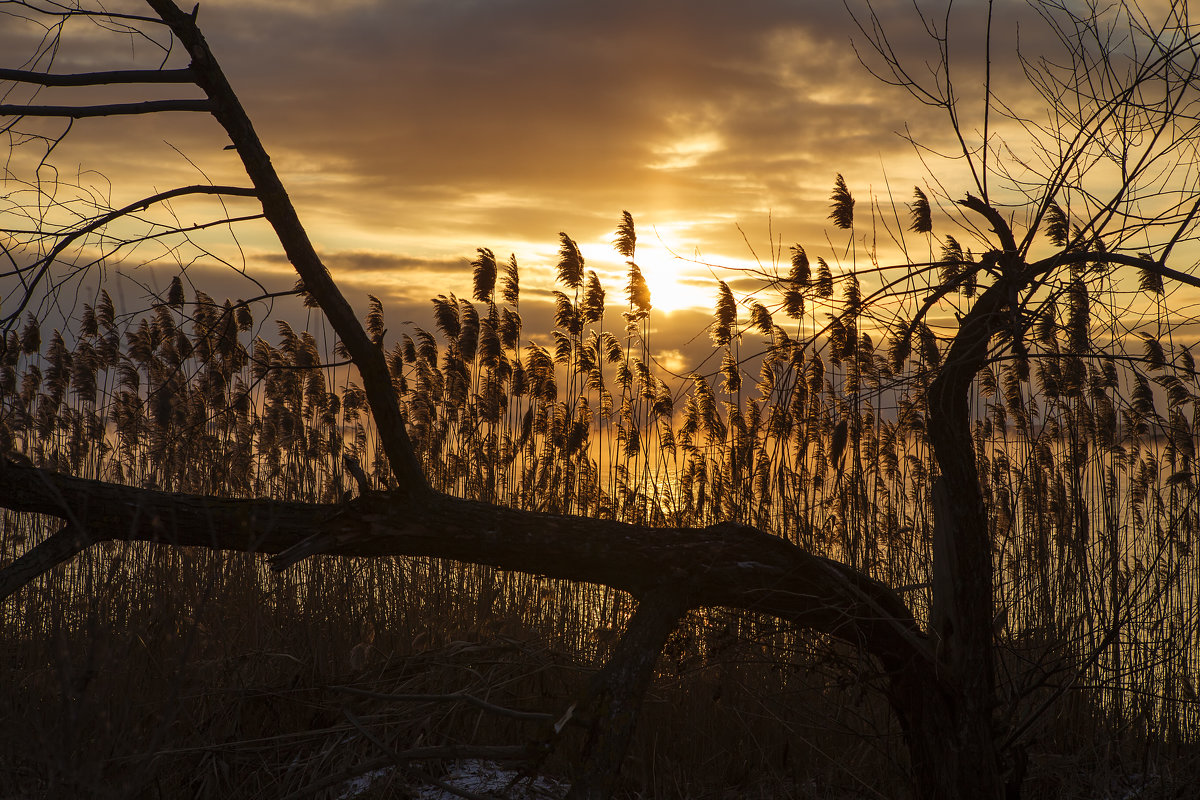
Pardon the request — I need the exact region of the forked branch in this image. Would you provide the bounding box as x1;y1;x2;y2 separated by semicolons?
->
0;184;259;328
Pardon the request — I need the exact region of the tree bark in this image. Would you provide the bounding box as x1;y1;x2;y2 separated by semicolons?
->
565;588;689;799
0;461;917;653
921;199;1025;799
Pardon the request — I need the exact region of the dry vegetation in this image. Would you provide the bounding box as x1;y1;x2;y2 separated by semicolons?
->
2;201;1198;796
5;1;1200;797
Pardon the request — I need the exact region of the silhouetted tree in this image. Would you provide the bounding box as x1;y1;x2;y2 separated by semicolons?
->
3;2;1199;798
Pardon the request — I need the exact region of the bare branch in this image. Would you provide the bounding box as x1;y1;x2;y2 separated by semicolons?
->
0;184;259;328
0;523;90;602
1028;249;1200;291
0;459;925;673
566;588;689;799
0;99;214;117
0;66;196;85
144;0;428;494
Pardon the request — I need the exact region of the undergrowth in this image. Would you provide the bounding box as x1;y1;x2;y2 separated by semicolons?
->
2;199;1199;796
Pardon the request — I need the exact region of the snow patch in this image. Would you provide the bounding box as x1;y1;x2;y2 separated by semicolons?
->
338;759;567;799
337;768;392;800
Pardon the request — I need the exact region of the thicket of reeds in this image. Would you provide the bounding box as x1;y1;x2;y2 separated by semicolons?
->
2;189;1198;796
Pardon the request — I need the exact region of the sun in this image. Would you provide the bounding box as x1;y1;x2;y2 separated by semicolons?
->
630;246;713;315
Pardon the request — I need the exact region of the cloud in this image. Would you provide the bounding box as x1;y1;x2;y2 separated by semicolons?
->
186;0;943;259
2;0;1092;354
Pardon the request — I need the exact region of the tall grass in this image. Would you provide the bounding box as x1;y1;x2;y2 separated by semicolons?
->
1;195;1198;796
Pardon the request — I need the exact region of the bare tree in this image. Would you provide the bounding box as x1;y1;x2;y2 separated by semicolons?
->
3;1;1199;798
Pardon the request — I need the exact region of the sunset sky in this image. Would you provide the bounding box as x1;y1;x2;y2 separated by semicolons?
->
3;0;1068;354
203;0;988;310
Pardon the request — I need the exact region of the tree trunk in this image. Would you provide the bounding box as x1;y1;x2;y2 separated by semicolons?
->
565;588;689;799
890;667;1007;800
918;214;1024;799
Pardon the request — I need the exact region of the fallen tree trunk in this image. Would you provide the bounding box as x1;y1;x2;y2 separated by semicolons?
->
0;457;920;658
0;454;943;795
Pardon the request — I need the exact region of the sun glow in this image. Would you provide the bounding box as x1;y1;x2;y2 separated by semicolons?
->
648;132;723;171
631;247;714;314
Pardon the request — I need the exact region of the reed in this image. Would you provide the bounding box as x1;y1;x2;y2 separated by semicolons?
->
2;194;1198;796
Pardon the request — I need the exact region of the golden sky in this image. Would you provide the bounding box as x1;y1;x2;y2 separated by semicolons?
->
2;0;1063;349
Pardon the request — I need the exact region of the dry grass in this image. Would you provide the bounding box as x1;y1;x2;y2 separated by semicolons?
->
2;210;1199;796
0;546;907;798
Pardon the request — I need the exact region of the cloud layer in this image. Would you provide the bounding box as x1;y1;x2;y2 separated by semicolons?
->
188;0;976;293
2;0;1058;339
